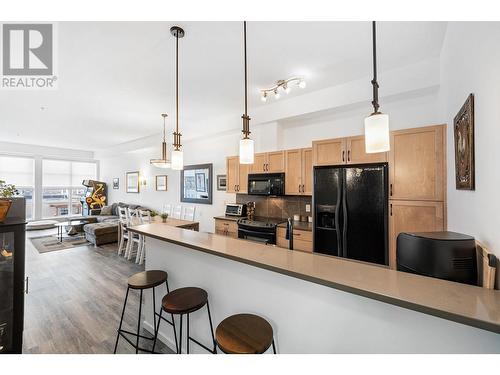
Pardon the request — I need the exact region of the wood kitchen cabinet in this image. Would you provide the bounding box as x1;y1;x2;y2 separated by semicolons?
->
345;135;387;164
389;125;446;201
276;226;313;252
388;200;445;268
285;148;312;195
313;136;386;166
312;138;345;166
215;218;238;239
250;151;285;173
226;156;249;193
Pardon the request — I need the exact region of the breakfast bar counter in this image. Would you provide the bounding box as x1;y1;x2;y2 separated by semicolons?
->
129;223;500;353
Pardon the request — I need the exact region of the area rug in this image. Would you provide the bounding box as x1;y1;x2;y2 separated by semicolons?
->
30;235;90;253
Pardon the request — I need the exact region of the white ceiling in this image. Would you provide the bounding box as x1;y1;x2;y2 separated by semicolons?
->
0;21;447;151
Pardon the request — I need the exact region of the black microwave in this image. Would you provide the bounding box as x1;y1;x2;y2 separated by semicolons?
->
248;173;285;196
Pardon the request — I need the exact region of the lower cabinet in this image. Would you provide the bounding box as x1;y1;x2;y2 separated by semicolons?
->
276;227;313;252
215;219;238;239
389;200;445;269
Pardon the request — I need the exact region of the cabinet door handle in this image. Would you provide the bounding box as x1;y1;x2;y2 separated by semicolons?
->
342;150;345;162
25;276;29;294
348;150;351;162
266;163;269;171
390;183;393;196
390;203;393;216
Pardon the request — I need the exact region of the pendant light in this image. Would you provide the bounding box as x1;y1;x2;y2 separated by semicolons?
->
239;21;254;164
365;21;390;153
171;26;184;170
150;113;171;168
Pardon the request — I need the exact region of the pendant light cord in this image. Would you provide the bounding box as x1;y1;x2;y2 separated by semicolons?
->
176;31;179;135
371;21;380;114
244;21;248;116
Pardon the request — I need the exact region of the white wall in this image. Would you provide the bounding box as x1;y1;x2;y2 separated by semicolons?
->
439;22;500;286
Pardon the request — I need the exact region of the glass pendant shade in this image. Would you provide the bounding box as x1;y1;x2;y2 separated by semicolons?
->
150;141;171;168
364;113;390;153
171;149;184;170
239;138;254;164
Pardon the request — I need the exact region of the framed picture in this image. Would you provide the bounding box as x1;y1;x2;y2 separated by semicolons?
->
454;93;475;190
112;178;119;189
156;175;168;191
126;171;140;193
181;163;213;204
217;174;227;191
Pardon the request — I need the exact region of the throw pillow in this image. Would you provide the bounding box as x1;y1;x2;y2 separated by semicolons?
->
100;205;113;215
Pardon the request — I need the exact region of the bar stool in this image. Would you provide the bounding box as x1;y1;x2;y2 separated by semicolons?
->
215;313;276;354
153;287;216;354
114;270;177;354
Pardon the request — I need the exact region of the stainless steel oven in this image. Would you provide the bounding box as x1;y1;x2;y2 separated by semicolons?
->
237;218;284;245
248;173;285;196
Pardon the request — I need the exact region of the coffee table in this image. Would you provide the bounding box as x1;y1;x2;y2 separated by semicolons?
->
54;219;91;242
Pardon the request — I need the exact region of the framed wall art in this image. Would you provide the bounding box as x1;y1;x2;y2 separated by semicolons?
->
126;171;140;193
156;175;168;191
217;175;227;191
454;93;475;190
112;178;119;189
180;163;213;204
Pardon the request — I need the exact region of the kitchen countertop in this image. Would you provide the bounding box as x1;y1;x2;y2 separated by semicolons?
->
129;223;500;334
213;215;241;222
277;220;313;232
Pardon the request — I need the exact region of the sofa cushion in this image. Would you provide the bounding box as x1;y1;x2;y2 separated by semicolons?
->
111;202;119;216
100;205;113;215
96;215;118;223
84;222;118;236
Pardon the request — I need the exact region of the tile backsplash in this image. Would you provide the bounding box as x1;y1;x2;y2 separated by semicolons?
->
236;194;312;219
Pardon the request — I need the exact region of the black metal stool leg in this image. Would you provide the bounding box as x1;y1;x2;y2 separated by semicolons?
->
178;314;183;354
152;306;162;353
206;301;216;353
272;339;276;354
152;287;157;337
114;287;130;354
187;313;190;354
136;289;143;354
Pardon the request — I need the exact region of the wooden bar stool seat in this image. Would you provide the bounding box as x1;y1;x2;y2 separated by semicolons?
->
114;270;176;354
216;313;276;354
153;287;216;354
128;270;167;289
162;287;208;314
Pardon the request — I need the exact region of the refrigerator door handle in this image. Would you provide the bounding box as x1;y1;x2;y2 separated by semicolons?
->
342;169;348;258
334;172;342;257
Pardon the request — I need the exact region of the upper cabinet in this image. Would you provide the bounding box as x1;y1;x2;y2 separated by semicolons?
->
250;151;285;173
285;148;312;195
226;156;249;194
345;135;387;164
313;136;387;166
312;138;345;166
389;125;445;201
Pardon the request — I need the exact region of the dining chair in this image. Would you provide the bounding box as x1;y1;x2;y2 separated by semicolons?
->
125;208;142;261
163;204;172;217
172;205;182;219
182;206;196;221
117;207;130;256
136;209;152;264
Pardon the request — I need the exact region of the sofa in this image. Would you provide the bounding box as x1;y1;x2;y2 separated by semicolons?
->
80;202;150;246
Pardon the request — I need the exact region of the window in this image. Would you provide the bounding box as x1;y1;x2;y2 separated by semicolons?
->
42;160;97;218
0;156;34;220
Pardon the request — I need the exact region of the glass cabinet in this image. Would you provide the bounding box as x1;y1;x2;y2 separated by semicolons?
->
0;219;26;354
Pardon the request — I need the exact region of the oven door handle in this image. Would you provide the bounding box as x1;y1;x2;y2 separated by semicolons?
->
238;228;274;237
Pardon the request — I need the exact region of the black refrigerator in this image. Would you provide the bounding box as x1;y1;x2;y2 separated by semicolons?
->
313;163;388;265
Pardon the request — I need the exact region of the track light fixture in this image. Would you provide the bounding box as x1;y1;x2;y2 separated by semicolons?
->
260;77;306;102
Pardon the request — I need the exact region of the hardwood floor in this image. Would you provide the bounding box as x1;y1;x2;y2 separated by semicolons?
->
23;228;173;354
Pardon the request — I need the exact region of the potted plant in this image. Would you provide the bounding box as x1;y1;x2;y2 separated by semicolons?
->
160;213;169;223
0;180;19;222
